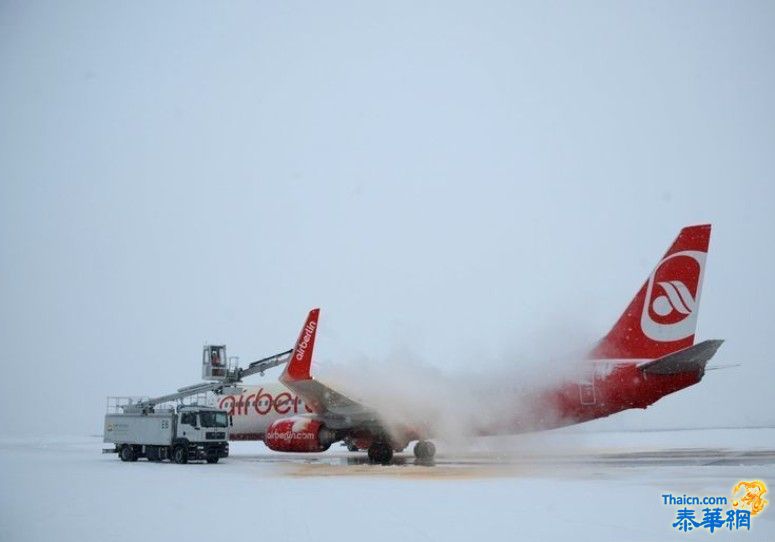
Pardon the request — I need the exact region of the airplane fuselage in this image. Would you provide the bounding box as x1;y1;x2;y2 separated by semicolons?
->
216;385;314;440
218;360;704;443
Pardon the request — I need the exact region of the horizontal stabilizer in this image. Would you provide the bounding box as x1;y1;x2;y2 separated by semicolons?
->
638;339;724;375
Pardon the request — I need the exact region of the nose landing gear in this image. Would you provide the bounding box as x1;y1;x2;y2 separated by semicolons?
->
413;440;436;461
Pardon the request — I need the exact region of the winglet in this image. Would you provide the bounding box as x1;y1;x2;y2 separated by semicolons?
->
281;308;320;382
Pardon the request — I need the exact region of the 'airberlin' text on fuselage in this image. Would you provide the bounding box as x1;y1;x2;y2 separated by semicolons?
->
266;430;316;442
218;389;314;416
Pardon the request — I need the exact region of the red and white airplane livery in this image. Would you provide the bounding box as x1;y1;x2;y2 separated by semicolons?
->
216;224;722;463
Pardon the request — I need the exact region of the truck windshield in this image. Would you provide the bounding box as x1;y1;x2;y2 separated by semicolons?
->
199;411;228;428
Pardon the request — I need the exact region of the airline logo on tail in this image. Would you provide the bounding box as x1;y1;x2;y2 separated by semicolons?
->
295;320;317;361
641;250;706;342
591;224;711;359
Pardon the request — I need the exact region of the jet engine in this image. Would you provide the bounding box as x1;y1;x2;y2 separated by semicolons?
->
264;418;336;452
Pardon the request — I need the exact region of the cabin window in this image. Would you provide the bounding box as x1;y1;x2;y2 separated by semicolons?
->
181;413;197;426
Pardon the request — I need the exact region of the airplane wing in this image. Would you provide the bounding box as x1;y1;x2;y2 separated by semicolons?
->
279;309;381;430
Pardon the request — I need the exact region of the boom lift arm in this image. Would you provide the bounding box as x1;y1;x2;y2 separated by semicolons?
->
127;348;292;413
237;349;293;379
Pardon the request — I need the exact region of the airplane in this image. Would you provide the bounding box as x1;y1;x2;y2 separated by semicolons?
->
215;224;722;464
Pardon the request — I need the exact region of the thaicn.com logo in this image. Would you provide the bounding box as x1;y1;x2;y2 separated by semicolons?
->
662;480;768;533
641;250;705;343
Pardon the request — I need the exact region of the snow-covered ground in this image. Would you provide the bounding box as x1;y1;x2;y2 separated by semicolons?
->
2;428;774;541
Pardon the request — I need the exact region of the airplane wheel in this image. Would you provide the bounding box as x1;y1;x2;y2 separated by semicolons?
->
413;440;436;460
367;441;393;465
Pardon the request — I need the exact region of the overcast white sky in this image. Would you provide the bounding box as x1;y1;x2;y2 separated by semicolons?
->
1;1;773;436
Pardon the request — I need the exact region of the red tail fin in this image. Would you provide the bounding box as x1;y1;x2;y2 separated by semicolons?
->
591;225;711;359
281;308;320;382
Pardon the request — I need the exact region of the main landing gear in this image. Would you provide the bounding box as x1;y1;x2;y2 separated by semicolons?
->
366;439;437;464
367;440;393;465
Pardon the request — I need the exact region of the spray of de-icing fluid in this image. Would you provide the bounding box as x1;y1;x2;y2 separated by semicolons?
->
315;319;595;448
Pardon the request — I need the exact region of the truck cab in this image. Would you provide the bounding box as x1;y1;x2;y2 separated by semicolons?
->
170;406;230;463
177;406;229;445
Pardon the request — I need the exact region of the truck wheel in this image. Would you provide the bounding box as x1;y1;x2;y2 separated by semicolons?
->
172;445;188;464
119;445;136;462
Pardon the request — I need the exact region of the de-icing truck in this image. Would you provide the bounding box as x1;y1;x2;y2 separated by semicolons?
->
103;345;292;464
104;402;230;464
